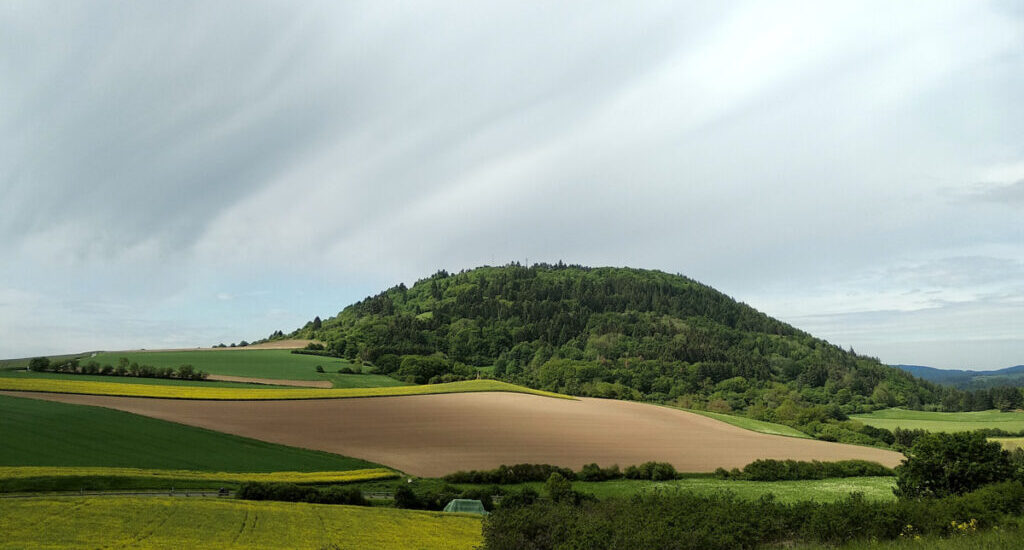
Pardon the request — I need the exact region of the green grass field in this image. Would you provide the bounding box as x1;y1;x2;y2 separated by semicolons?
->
794;522;1024;550
678;408;812;438
992;437;1024;450
0;393;378;472
0;497;482;549
851;408;1024;433
86;349;371;381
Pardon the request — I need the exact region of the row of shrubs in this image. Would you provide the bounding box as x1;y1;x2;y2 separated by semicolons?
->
236;483;366;506
443;461;679;484
715;459;894;481
28;357;208;381
236;481;502;512
313;365;363;374
483;481;1024;550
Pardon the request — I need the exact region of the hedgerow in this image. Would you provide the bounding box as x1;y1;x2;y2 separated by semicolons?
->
482;481;1024;550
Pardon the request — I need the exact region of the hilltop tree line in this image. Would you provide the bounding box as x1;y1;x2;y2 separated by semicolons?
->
28;356;208;381
277;264;1024;443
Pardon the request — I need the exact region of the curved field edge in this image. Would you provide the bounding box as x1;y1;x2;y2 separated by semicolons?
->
0;497;482;550
673;407;812;439
0;378;573;401
0;394;380;472
0;467;397;484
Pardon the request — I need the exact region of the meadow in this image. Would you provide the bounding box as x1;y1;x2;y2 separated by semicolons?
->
992;437;1024;450
0;497;482;549
511;476;897;503
851;408;1024;433
794;522;1024;550
0;394;378;472
0;378;570;400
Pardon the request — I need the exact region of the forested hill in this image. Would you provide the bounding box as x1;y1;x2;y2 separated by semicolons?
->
896;364;1024;389
285;265;973;434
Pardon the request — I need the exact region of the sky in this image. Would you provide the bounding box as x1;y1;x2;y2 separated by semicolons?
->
1;1;1022;369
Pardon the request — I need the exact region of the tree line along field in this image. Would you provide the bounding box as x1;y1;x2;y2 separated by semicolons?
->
0;497;483;550
0;369;295;388
79;349;409;387
851;408;1024;433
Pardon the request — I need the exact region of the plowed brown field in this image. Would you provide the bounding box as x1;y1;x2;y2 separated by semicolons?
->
3;391;903;476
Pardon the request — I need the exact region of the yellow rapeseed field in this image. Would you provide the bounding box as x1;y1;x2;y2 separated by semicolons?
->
0;378;572;401
0;466;397;484
0;497;483;549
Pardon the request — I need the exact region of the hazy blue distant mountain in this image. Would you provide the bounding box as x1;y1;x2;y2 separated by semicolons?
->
895;364;1024;389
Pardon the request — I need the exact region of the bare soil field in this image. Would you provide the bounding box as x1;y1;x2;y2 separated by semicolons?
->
2;391;903;477
204;375;332;388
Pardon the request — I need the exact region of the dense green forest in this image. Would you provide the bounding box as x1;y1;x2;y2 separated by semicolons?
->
281;264;1021;446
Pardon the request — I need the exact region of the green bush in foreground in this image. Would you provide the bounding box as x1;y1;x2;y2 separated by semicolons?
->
482;481;1024;550
895;431;1014;498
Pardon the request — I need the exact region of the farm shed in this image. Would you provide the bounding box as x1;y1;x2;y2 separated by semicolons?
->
443;499;487;515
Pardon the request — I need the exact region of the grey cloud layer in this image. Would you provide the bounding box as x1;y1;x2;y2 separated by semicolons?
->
1;1;1023;367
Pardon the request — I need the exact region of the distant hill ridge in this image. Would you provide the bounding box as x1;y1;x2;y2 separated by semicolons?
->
895;364;1024;389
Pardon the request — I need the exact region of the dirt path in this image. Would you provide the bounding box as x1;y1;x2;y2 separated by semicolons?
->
204;375;332;388
2;391;904;477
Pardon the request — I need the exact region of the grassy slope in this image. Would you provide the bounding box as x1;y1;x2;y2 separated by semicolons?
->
0;394;378;472
0;497;482;550
851;408;1024;433
87;349;359;381
0;378;571;400
678;408;811;438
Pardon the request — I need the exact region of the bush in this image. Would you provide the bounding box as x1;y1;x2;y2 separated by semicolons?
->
895;431;1014;498
236;482;367;506
727;459;894;481
444;464;576;485
623;461;678;480
315;365;324;373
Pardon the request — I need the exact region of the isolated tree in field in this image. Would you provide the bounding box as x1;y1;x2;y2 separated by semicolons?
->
895;431;1013;498
176;365;195;379
27;357;49;371
545;473;573;503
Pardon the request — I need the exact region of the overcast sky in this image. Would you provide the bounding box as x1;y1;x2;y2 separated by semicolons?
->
2;1;1022;369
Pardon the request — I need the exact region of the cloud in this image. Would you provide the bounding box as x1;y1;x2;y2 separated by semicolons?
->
973;180;1024;205
1;1;1023;368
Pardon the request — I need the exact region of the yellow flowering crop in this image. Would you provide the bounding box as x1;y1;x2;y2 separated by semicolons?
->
0;497;483;549
0;466;397;484
0;378;572;401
